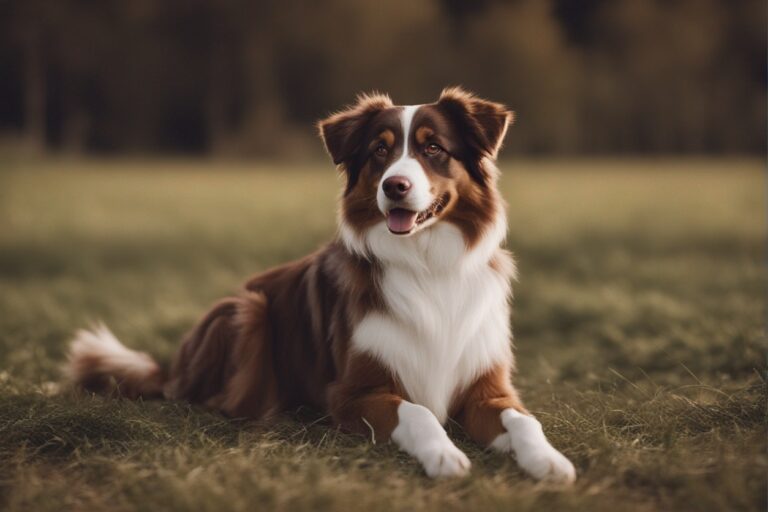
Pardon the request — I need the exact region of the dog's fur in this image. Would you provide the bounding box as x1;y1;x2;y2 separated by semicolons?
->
67;87;575;482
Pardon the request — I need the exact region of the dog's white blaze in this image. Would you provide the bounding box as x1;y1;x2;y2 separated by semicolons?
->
391;401;470;478
400;105;417;156
490;408;576;484
351;211;512;423
376;105;433;214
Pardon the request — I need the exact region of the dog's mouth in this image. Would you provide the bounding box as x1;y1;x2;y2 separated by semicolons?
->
386;193;450;235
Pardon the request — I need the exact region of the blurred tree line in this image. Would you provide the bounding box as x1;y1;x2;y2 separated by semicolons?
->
0;0;764;156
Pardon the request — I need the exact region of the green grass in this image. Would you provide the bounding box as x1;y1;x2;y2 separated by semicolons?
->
0;157;764;511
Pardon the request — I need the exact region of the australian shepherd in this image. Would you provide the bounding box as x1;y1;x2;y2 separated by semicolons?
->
67;87;575;482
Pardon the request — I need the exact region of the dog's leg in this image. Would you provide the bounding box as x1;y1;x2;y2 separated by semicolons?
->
329;354;470;478
165;291;279;419
391;400;471;478
456;364;576;484
163;298;240;404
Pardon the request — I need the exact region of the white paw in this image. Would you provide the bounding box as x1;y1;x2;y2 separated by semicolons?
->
391;402;471;479
516;443;576;484
495;408;577;485
420;440;471;478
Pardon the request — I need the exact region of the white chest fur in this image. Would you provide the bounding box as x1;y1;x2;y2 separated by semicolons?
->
347;220;514;423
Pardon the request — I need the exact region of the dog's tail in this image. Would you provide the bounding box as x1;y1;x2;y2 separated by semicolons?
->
66;323;166;399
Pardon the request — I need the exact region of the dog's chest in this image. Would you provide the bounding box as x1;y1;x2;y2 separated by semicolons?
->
352;262;512;423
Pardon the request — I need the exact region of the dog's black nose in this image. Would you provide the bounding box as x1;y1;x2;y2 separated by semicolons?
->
382;175;412;201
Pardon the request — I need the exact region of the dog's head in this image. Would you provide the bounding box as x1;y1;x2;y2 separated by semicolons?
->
319;87;513;248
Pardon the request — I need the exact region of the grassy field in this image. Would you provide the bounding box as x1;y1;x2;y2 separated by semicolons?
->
0;157;764;511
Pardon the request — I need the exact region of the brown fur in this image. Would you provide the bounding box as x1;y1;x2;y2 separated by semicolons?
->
454;364;527;446
328;351;405;440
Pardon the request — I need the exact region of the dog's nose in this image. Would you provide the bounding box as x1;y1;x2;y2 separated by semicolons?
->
382;175;412;201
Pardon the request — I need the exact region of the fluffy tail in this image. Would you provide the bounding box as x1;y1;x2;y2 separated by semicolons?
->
66;323;165;399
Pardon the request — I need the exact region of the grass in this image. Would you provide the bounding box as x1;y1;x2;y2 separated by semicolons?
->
0;156;764;511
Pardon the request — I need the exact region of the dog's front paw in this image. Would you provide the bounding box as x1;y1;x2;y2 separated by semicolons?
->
516;443;576;484
420;440;471;478
496;409;576;485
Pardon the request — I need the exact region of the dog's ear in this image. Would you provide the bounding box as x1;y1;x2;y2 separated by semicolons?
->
318;92;393;194
318;92;393;165
437;86;514;184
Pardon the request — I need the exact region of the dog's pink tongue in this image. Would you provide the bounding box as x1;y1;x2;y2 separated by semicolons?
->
387;208;417;234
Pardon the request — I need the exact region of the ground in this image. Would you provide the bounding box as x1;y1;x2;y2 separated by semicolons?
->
0;157;764;511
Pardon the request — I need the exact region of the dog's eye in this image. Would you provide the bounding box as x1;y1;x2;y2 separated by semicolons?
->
374;143;388;157
424;143;442;156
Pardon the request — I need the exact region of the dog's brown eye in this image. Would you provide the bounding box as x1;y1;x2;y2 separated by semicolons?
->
424;143;442;156
375;143;388;157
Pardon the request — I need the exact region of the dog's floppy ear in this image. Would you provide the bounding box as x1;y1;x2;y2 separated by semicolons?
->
318;92;393;194
437;86;514;184
318;92;393;165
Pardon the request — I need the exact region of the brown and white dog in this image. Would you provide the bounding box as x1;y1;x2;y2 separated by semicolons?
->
67;87;575;483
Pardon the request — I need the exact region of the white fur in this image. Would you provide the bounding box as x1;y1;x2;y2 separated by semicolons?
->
376;105;433;214
490;408;576;484
67;323;157;381
391;401;470;478
350;207;512;423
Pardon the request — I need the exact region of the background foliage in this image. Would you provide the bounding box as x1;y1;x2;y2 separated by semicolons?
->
1;0;765;155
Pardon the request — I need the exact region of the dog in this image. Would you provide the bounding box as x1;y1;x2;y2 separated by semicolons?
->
67;87;576;483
